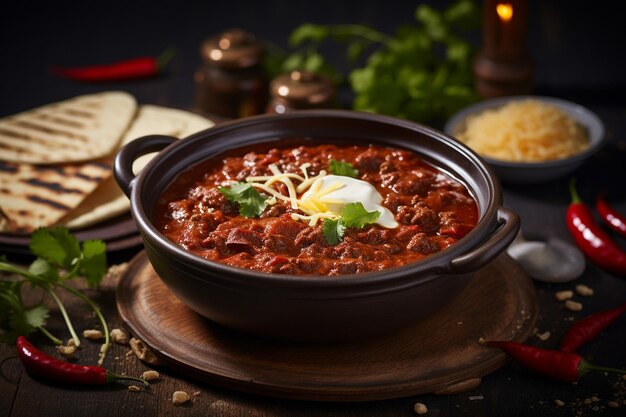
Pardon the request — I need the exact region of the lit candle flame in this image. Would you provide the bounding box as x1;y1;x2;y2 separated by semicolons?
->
496;3;514;22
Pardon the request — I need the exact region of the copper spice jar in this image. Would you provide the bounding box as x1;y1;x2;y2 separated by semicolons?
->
194;28;268;119
267;70;336;114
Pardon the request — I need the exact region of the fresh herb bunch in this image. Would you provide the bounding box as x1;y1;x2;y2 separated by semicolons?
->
0;227;109;365
274;0;479;126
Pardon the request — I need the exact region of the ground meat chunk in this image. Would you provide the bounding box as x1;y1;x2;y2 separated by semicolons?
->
407;233;441;254
263;234;298;256
331;238;377;260
396;204;440;232
354;149;384;172
294;227;325;248
225;228;263;254
391;172;436;196
261;203;294;218
264;216;307;239
353;227;391;244
188;186;238;215
328;261;358;275
383;193;413;213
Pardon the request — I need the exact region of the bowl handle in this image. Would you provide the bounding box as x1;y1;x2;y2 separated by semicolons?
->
448;207;520;273
114;135;178;197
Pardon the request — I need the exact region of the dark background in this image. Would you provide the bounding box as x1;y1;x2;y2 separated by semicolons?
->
1;0;625;117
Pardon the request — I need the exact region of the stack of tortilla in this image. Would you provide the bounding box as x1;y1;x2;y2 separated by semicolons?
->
0;91;214;234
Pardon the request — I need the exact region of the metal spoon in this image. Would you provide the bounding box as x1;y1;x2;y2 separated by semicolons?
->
507;235;585;283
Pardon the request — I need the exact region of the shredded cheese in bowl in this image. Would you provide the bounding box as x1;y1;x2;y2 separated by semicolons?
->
456;99;590;163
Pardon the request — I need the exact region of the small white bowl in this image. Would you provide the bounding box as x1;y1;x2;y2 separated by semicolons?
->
444;96;606;184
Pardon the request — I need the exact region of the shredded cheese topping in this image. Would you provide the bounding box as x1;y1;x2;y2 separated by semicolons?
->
244;164;397;228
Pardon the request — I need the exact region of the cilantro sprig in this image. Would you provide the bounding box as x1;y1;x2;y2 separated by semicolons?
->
329;160;359;178
0;227;109;365
322;202;381;245
218;182;269;218
267;0;479;127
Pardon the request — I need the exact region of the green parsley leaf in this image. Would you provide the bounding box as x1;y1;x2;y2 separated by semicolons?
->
329;160;359;178
341;202;381;228
218;182;268;218
9;304;49;338
322;218;346;245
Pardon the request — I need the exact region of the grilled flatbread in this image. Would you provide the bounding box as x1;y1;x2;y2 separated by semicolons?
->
59;105;214;229
0;159;112;233
0;91;137;164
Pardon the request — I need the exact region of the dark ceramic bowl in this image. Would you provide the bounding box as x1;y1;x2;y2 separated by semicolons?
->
114;110;519;343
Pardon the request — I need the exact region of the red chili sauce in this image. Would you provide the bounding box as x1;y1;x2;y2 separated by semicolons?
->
153;144;479;275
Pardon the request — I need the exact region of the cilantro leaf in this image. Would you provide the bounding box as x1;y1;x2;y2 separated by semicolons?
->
28;258;59;282
9;304;49;337
341;202;381;228
329;160;359;178
30;227;81;269
218;182;268;218
322;218;346;245
79;240;108;287
321;203;381;245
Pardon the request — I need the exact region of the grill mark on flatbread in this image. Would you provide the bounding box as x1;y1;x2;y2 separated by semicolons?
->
33;113;86;129
0;127;83;151
11;120;90;142
88;161;113;170
27;195;71;211
0;161;18;173
74;172;107;182
22;178;86;195
61;108;97;118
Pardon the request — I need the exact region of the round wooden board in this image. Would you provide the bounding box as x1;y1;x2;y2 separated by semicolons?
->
117;251;538;402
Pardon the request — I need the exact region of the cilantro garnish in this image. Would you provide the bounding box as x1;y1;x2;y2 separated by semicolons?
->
322;202;381;245
329;160;359;178
322;218;347;245
0;227;110;364
218;182;268;218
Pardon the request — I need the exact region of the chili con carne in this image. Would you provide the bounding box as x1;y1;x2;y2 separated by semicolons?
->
16;336;147;386
154;143;479;275
566;179;626;275
596;193;626;237
51;48;176;82
486;340;626;382
560;302;626;352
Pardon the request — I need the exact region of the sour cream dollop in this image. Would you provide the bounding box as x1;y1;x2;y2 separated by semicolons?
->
299;175;398;228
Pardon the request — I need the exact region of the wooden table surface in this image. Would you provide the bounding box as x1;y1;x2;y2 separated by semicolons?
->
1;2;626;416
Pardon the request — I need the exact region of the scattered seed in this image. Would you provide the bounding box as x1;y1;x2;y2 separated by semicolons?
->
555;290;574;301
554;399;565;407
591;396;600;402
608;401;620;408
129;337;163;365
83;329;103;340
128;385;142;392
565;300;583;312
413;402;428;415
584;398;592;405
469;395;484;401
575;284;594;296
110;328;129;345
57;344;77;358
142;370;160;381
172;391;191;405
67;338;77;347
536;331;551;341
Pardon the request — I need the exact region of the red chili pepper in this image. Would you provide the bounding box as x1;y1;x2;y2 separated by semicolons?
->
596;193;626;237
16;336;147;385
486;340;626;382
560;303;626;352
51;48;176;82
566;179;626;275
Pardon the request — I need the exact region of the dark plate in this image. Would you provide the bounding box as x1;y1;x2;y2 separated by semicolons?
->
0;211;140;254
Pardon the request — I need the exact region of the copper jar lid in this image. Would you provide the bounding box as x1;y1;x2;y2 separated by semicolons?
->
200;28;264;69
268;71;335;112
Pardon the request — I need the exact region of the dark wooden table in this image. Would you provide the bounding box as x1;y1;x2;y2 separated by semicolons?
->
2;2;626;416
